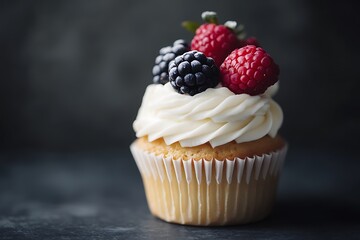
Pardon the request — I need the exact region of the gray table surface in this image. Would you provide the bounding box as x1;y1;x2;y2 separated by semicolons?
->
0;147;359;240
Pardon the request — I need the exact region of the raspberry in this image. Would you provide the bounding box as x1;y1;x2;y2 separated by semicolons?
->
191;23;239;67
244;37;260;47
152;39;189;84
168;51;219;96
220;45;279;95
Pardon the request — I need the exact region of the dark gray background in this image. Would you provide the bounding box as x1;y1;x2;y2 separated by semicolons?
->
1;0;359;153
1;1;360;239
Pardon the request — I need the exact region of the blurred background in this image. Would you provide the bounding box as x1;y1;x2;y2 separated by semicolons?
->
0;0;359;153
1;1;360;238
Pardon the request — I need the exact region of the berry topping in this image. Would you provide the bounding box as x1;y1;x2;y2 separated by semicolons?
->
183;12;242;67
168;51;219;96
244;37;260;47
191;24;239;68
220;45;279;95
152;39;189;84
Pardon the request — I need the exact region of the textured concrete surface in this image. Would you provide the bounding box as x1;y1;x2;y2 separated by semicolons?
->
1;148;359;239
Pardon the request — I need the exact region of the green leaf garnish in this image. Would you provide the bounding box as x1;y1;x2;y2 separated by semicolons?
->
182;21;200;33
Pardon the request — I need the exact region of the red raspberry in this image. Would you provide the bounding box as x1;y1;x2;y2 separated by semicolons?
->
191;23;240;67
244;37;260;47
220;45;279;95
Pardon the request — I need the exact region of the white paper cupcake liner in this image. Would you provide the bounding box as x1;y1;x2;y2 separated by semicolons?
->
130;142;288;226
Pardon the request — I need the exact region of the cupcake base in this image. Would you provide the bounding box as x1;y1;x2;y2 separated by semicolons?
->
130;139;287;226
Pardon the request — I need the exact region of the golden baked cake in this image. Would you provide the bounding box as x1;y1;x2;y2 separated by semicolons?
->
131;11;287;226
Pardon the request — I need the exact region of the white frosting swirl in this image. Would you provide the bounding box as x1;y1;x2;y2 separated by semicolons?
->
133;83;283;148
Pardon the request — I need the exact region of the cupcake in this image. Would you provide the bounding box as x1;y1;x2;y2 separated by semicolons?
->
131;11;287;226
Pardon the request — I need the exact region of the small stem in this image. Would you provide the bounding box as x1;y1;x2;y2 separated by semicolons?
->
201;11;218;24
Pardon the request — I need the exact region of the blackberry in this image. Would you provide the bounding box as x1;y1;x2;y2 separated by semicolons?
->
168;50;219;96
152;39;189;84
